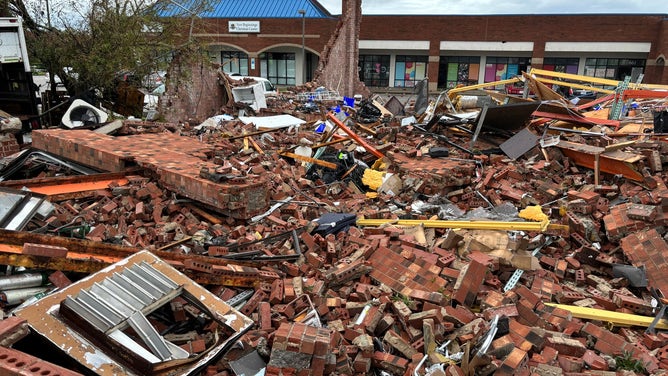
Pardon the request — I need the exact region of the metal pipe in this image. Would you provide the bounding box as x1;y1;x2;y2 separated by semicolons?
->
1;286;51;307
298;9;306;84
547;125;605;136
0;273;47;291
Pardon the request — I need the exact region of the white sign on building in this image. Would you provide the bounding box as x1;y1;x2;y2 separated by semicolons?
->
228;21;260;33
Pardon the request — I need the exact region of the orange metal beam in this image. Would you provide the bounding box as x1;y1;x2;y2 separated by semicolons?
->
556;140;645;182
622;89;668;101
532;111;621;129
27;178;129;196
0;229;278;286
327;112;385;159
0;172;131;200
574;94;615;111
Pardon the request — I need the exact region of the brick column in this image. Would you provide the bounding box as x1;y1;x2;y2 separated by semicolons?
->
313;0;370;97
531;40;546;70
428;42;441;92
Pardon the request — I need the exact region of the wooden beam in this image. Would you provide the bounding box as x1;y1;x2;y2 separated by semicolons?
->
279;152;338;169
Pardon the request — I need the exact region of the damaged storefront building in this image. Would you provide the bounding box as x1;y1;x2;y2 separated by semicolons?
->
1;69;668;374
164;0;667;94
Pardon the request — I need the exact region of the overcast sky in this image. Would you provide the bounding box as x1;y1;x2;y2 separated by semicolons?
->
317;0;668;15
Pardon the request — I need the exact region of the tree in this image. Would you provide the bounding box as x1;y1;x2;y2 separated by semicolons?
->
7;0;212;103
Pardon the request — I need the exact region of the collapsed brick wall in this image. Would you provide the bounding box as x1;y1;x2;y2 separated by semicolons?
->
313;0;370;98
159;47;224;124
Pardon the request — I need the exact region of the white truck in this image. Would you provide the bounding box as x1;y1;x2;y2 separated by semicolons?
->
0;17;40;135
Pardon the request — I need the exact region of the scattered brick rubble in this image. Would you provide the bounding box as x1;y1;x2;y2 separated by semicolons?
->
1;85;668;376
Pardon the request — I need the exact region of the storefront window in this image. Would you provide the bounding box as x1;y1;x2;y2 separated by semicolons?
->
221;51;249;76
484;56;530;88
359;55;390;87
260;52;296;85
394;55;428;88
584;58;645;81
543;57;579;74
438;56;480;89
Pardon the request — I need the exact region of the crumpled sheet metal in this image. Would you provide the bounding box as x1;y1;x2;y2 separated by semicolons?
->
13;250;254;376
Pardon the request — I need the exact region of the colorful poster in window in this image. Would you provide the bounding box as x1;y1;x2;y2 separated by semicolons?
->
484;63;496;83
496;64;508;81
405;62;416;81
457;63;469;82
507;64;519;78
415;62;426;80
468;64;479;83
394;63;406;84
447;63;458;82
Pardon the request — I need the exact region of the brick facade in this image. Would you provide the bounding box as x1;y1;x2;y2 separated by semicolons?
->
195;10;667;90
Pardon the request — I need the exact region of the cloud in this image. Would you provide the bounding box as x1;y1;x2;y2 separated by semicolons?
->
318;0;668;15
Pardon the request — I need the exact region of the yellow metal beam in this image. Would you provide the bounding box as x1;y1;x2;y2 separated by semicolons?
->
447;77;522;98
529;68;668;91
356;218;550;232
545;303;668;329
530;68;621;87
533;77;615;95
636;83;668;90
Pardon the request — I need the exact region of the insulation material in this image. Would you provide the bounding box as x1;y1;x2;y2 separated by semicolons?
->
519;205;549;222
362;168;384;191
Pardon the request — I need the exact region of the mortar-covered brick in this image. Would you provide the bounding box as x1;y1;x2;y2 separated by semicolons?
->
644;333;668;350
368;245;446;302
604;203;654;241
452;259;487;306
496;347;528;375
546;336;587;357
582;322;629;356
383;329;418;359
557;354;584;373
0;316;29;346
567;189;600;205
626;203;657;222
0;135;20;157
372;351;408;375
30;129;268;219
620;228;668;297
582;349;608;370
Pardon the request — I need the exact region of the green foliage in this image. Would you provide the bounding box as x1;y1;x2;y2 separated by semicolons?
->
614;351;647;374
20;0;213;98
390;293;413;305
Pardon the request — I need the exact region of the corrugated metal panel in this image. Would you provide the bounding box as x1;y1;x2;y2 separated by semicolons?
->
158;0;332;19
